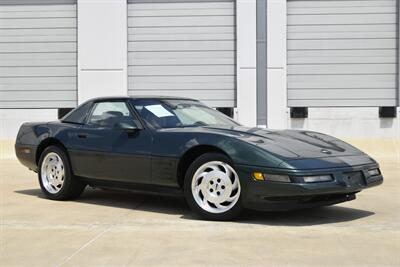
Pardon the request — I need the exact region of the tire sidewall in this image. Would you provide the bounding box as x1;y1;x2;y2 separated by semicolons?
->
184;153;243;221
38;146;74;200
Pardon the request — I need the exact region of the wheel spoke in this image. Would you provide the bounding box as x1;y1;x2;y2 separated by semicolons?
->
197;172;209;180
202;196;210;208
231;176;239;189
226;195;238;202
220;163;231;176
214;202;227;210
55;162;63;171
194;186;202;196
208;164;220;172
49;178;58;188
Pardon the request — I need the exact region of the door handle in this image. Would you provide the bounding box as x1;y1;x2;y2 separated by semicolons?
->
77;133;88;139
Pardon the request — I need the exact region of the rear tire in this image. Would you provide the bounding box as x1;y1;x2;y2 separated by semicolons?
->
38;146;85;200
184;153;243;221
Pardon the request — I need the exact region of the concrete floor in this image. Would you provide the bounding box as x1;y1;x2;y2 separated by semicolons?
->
1;142;399;266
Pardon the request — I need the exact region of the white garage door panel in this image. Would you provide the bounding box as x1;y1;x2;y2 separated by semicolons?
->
131;1;233;10
0;11;75;19
288;89;396;99
0;53;76;67
288;99;397;107
130;75;233;83
130;33;233;42
129;52;234;65
129;7;233;17
288;24;397;33
131;82;234;90
0;67;76;77
287;0;398;107
0;1;77;108
0;101;75;108
288;13;396;25
133;89;234;100
130;26;234;35
0;3;76;11
0;90;76;101
288;64;396;75
0;28;76;43
129;65;234;76
128;0;236;108
289;6;395;14
0;77;76;91
288;74;396;89
288;0;395;8
129;41;234;52
289;31;396;40
0;18;76;28
289;50;396;64
288;39;396;50
129;16;234;27
0;43;76;53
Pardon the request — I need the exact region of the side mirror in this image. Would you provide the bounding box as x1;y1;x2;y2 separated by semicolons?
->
115;121;139;133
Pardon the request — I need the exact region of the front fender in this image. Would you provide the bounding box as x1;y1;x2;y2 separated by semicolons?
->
153;131;285;168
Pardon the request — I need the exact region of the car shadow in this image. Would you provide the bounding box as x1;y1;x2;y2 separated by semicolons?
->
15;188;375;226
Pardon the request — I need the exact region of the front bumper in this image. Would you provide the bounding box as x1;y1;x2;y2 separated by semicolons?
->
236;163;383;211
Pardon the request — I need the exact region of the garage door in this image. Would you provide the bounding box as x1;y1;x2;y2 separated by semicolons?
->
127;0;236;108
287;0;398;107
0;0;77;108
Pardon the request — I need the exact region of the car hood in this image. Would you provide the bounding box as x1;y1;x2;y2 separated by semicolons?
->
202;126;364;160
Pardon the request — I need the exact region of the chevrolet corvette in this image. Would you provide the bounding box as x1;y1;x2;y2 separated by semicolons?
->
15;96;383;220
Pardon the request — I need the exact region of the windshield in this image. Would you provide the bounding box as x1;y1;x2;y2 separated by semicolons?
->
131;99;239;129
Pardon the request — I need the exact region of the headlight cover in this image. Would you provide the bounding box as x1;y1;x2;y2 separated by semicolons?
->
302;175;333;183
367;168;380;177
265;174;291;183
253;172;291;183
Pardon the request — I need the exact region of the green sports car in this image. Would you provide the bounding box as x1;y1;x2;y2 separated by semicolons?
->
15;96;383;220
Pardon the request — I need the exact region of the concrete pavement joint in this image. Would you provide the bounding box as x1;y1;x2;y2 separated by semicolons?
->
55;226;112;267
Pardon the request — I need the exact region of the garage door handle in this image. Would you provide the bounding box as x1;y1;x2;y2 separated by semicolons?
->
77;133;87;139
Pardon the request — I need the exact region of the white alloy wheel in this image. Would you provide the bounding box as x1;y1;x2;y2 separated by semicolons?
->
40;152;65;194
191;161;241;214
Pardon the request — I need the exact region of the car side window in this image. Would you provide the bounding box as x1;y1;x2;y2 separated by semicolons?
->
88;101;135;128
61;101;92;124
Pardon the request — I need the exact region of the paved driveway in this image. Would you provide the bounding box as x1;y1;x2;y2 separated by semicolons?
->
1;151;399;266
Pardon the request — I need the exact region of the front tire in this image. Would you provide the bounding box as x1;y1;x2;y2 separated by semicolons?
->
184;153;243;220
38;146;85;200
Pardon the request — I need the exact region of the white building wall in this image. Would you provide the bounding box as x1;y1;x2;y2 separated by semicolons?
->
266;0;287;130
236;0;257;126
288;108;400;139
77;0;128;103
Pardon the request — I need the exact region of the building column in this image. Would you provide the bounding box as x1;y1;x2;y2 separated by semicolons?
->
266;0;288;129
77;0;128;104
236;0;257;127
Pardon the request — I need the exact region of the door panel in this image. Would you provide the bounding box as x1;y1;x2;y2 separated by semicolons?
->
106;130;152;183
69;100;152;184
71;126;152;183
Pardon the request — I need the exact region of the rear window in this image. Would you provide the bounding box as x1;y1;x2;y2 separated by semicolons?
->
61;102;92;124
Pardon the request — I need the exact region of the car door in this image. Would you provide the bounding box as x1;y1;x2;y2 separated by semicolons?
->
71;100;152;184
